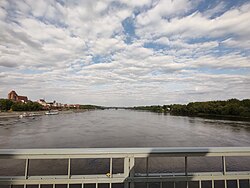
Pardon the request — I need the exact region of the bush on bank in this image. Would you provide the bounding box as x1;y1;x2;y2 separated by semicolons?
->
0;99;43;111
0;99;14;111
133;99;250;118
170;99;250;118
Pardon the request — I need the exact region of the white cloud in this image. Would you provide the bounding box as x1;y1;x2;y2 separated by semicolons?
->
203;1;227;18
221;38;250;50
191;53;250;69
135;2;250;40
136;0;194;26
0;0;249;106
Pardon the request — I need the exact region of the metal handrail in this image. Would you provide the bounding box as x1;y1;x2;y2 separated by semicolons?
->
1;147;250;158
0;147;250;188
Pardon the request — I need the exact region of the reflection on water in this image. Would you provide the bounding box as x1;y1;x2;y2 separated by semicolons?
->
1;109;249;148
0;110;250;188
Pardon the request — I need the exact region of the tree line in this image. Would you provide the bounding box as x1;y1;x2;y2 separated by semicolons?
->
133;105;167;113
2;98;250;118
79;105;104;110
0;99;43;111
0;99;104;112
133;99;250;118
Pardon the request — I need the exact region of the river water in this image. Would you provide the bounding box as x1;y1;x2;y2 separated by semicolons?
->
0;109;250;188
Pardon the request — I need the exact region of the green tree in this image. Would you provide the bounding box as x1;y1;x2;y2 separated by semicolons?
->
0;99;14;111
169;99;250;118
11;102;43;111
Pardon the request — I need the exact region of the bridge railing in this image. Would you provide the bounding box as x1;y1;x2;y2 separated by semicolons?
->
0;147;250;188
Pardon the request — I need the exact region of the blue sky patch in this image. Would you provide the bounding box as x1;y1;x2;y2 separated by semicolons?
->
0;0;249;105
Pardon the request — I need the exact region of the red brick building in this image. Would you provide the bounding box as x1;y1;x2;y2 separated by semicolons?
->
8;90;28;103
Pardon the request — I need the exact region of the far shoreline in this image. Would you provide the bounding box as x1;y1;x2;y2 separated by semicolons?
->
0;109;90;119
131;109;250;122
195;113;250;122
1;108;250;123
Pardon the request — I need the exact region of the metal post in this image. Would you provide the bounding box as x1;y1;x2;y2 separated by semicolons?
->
124;157;130;177
146;157;149;176
222;156;226;175
146;157;149;188
82;183;84;188
129;157;135;188
237;179;240;188
160;181;163;188
68;158;71;179
222;156;227;188
185;156;188;175
24;159;29;179
185;156;188;188
124;157;130;188
110;158;113;178
109;183;112;188
199;180;202;188
96;183;98;188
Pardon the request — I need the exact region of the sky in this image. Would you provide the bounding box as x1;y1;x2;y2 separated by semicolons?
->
0;0;250;106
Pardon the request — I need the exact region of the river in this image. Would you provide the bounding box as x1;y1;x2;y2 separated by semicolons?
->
0;109;250;188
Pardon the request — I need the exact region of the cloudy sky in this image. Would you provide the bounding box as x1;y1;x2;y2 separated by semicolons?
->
0;0;250;106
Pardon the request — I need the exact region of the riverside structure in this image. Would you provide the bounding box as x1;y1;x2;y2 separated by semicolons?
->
0;147;250;188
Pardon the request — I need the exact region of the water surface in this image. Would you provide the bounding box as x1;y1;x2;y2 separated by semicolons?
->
1;109;250;148
0;110;249;188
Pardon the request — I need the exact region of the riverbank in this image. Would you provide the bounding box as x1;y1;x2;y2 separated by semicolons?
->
196;113;250;122
0;109;89;119
0;111;43;118
130;109;250;122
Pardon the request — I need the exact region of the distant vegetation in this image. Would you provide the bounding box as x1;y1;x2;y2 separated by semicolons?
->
11;101;43;111
133;105;169;113
79;105;104;110
2;98;250;118
0;99;104;112
0;99;14;111
0;99;43;111
133;99;250;118
170;99;250;118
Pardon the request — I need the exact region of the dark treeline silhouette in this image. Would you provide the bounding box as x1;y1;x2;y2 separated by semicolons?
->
133;105;170;113
2;98;250;118
0;99;14;111
0;99;104;112
133;99;250;118
79;105;104;110
0;99;43;111
171;99;250;118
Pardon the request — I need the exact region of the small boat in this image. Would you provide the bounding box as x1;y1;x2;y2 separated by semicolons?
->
28;112;40;117
45;110;59;115
19;112;39;119
19;112;26;118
